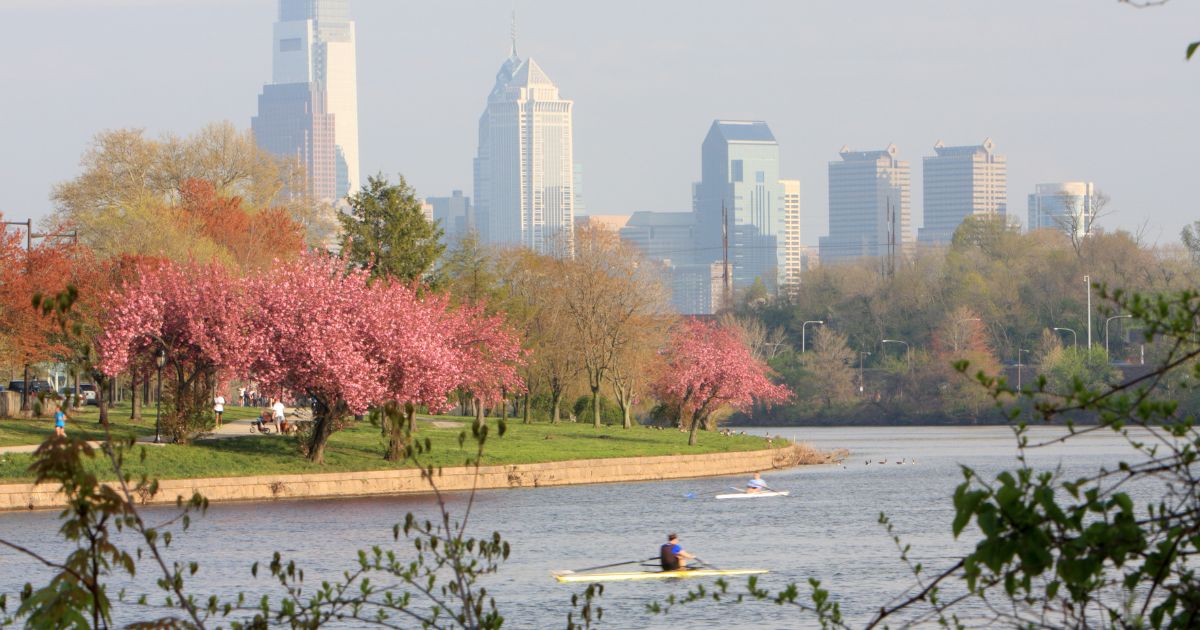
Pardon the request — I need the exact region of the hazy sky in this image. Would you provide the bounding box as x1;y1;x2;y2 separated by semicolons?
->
2;0;1198;246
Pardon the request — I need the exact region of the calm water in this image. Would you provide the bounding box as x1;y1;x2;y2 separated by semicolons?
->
0;426;1159;628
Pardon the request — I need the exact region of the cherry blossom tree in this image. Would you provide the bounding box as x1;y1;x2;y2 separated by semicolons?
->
443;300;525;426
97;260;253;440
654;319;793;446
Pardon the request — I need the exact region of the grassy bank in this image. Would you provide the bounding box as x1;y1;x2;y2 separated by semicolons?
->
0;405;781;483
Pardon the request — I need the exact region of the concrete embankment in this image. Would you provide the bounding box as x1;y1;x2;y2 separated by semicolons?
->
0;443;840;511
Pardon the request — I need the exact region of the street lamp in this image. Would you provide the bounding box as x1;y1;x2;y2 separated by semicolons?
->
1084;275;1092;348
954;317;982;352
1017;349;1030;390
1105;314;1131;361
881;339;911;372
801;320;824;353
1053;327;1078;351
154;349;166;443
859;351;871;394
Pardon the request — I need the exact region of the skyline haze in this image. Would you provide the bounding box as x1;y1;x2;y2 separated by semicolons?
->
2;0;1198;247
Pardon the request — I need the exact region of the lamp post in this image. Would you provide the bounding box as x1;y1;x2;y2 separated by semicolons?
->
881;339;911;372
154;349;166;443
1084;275;1092;348
801;320;824;353
859;351;870;394
1017;349;1030;390
954;317;982;352
1053;327;1077;351
1105;314;1131;361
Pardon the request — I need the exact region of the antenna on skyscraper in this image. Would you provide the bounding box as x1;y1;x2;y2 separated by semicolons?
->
510;10;518;57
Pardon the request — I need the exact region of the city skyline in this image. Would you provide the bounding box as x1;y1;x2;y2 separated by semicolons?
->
2;1;1198;247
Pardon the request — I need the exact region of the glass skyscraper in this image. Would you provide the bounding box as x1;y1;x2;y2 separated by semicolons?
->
693;120;789;295
473;43;575;256
820;145;912;264
918;139;1006;245
1028;182;1097;239
252;0;360;203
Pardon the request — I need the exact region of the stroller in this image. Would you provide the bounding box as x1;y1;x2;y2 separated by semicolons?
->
250;410;276;434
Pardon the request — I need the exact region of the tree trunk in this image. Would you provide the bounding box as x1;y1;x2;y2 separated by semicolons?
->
406;402;416;433
384;403;411;462
129;371;142;420
522;392;531;424
687;410;701;446
474;396;484;426
591;384;602;429
307;401;337;464
551;389;562;424
500;391;508;423
97;376;109;428
19;364;30;411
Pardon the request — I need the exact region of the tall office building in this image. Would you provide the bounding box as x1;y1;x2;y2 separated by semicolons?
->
473;38;575;255
693;120;788;293
918;138;1006;245
779;179;802;292
1028;182;1098;240
251;83;337;202
427;190;473;245
820;145;911;264
253;0;360;203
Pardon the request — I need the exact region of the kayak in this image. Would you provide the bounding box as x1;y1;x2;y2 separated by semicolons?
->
553;568;768;583
714;490;790;500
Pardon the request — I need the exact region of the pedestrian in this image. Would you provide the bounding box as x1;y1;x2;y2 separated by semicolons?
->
238;386;247;407
54;405;68;438
271;398;286;432
213;392;225;428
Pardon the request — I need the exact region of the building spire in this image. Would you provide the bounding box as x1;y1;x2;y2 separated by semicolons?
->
510;10;518;58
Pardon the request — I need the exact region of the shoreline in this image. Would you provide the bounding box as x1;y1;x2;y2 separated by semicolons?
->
0;443;842;512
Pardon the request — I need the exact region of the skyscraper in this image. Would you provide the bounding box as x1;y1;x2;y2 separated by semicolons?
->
253;0;360;203
427;190;474;245
918;139;1006;245
779;179;802;292
693;120;788;293
473;38;575;255
820;145;911;264
251;83;337;202
1028;182;1098;239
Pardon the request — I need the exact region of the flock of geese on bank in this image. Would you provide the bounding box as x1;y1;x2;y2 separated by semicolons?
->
864;458;916;465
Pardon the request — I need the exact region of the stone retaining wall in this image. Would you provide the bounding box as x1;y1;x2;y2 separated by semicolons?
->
0;392;24;418
0;445;809;511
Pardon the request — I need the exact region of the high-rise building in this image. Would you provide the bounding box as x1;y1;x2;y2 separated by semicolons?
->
820;145;911;264
251;83;337;202
427;190;473;245
254;0;360;203
473;38;575;256
779;179;802;292
576;215;630;232
693;120;788;293
918;138;1006;245
1028;182;1098;240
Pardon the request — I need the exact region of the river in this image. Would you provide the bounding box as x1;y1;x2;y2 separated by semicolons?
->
0;425;1160;628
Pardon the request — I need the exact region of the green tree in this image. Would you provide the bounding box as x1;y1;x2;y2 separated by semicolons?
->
338;174;444;282
1183;219;1200;266
1039;344;1120;395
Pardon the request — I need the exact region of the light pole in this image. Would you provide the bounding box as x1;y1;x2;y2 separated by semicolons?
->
881;339;911;372
1053;327;1078;351
801;320;824;353
1017;349;1030;390
859;351;871;394
154;349;166;443
1084;275;1092;348
1105;314;1131;361
954;317;982;352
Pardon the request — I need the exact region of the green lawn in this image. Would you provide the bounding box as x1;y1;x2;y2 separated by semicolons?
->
0;403;262;447
0;410;774;483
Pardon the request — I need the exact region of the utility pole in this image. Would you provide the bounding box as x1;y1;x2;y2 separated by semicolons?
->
721;201;731;312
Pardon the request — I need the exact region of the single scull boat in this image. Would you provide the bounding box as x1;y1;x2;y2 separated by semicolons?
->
714;490;790;500
553;568;767;583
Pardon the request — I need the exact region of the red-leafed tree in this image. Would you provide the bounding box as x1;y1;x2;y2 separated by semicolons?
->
97;260;254;441
177;178;305;271
654;319;793;446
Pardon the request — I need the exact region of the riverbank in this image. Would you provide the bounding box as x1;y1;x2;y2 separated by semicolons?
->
0;441;841;511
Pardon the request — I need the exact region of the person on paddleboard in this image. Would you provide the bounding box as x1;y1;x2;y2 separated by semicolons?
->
746;472;768;493
660;533;695;571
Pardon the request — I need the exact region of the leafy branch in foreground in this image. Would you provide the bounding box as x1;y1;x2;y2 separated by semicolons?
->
652;286;1200;628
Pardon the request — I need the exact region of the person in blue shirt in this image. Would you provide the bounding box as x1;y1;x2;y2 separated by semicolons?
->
746;472;768;493
54;406;68;438
659;533;695;571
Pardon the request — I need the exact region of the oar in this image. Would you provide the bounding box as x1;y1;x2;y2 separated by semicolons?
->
553;556;658;576
693;556;722;571
683;488;727;499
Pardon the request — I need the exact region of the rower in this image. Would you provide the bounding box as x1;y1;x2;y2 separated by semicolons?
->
660;533;695;571
746;472;768;493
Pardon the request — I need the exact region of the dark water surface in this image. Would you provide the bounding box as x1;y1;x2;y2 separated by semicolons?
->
0;426;1158;628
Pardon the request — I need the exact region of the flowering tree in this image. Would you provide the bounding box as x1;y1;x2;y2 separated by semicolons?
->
97;260;252;440
654;319;793;446
444;300;526;425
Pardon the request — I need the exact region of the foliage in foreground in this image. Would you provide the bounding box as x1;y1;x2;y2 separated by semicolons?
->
654;284;1200;628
